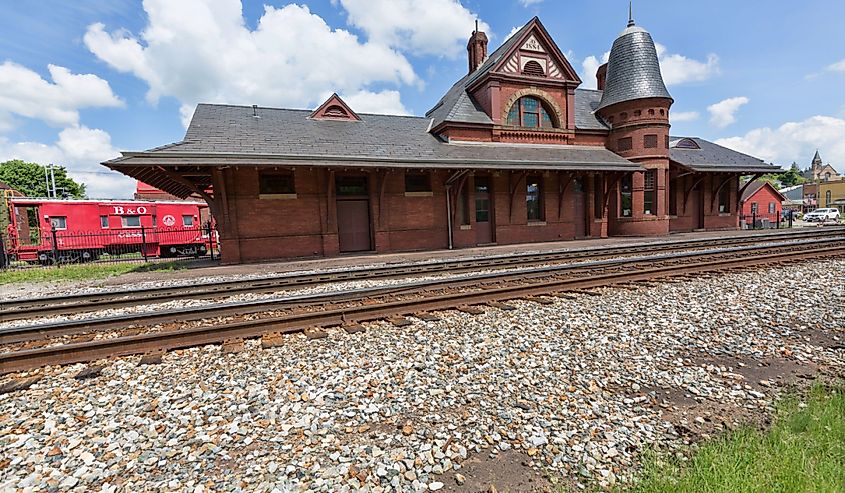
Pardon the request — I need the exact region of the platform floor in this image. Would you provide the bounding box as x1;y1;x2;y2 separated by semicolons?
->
109;226;838;285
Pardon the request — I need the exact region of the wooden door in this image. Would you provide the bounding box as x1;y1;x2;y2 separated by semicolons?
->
336;176;371;252
572;177;586;238
474;176;494;244
690;184;704;230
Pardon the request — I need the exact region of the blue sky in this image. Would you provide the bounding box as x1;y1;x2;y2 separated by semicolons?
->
1;0;844;198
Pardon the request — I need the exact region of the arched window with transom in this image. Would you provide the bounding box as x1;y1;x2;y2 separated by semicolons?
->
505;96;556;128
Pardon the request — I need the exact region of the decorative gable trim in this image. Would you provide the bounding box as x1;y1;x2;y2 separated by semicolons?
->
310;93;361;121
490;18;581;83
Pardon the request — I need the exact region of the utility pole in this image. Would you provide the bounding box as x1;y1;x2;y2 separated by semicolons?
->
44;165;51;198
49;164;57;199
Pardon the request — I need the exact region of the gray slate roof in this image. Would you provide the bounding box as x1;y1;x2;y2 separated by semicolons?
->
597;25;672;111
426;21;533;129
669;137;781;174
574;89;609;130
109;103;639;172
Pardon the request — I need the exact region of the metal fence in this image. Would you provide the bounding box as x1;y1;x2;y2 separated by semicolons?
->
0;224;218;270
739;211;792;230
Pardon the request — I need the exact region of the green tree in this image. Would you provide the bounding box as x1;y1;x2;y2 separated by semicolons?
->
0;160;86;198
778;162;806;187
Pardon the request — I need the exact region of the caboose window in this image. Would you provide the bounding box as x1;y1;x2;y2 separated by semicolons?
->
100;216;109;228
50;217;67;230
182;215;194;227
404;173;432;193
259;172;295;195
122;215;141;228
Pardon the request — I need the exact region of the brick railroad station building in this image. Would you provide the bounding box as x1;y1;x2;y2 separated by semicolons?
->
104;15;779;264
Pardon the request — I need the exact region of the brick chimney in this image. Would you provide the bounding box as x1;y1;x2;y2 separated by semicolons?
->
467;22;488;73
596;63;608;91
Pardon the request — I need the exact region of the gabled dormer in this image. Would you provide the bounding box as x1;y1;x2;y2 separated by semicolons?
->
427;17;583;144
310;93;361;121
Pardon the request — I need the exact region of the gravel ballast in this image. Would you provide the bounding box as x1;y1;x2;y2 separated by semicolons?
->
1;259;843;492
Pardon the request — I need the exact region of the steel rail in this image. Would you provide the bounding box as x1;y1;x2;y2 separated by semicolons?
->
2;237;841;346
2;227;843;321
1;241;842;375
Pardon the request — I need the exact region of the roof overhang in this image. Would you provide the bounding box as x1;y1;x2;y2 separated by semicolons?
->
105;151;643;199
670;159;781;174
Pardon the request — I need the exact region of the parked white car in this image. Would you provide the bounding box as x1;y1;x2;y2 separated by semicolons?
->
803;208;841;222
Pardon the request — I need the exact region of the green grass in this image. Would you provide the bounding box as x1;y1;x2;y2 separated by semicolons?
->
0;260;188;284
623;383;845;493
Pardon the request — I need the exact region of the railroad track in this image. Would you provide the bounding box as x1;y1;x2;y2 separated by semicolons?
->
1;236;843;375
2;227;843;322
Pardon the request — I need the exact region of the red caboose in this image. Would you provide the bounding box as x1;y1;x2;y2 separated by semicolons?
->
6;198;212;263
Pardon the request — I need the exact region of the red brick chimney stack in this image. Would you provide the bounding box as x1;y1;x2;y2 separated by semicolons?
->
596;63;608;90
467;20;488;73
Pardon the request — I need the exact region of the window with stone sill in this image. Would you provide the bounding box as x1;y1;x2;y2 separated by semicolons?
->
526;175;543;221
506;96;556;128
644;134;658;149
643;170;655;215
617;137;633;152
719;186;730;213
404;172;432;193
619;174;632;217
259;172;295;195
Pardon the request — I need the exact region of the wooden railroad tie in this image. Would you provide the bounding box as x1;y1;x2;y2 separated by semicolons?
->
342;324;366;334
304;328;328;340
525;296;555;305
0;375;42;395
138;350;165;366
222;338;244;354
457;306;485;315
261;331;285;348
388;316;413;327
413;312;442;322
74;364;106;380
484;301;516;311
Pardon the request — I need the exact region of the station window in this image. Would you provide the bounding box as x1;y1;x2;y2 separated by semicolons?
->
526;175;543;221
182;215;194;227
50;216;67;230
259;172;295;195
719;186;730;213
100;216;109;228
617;137;633;152
506;96;555;128
826;190;832;206
619;174;632;217
405;172;432;193
122;215;141;228
644;134;658;149
643;170;655;215
768;202;776;214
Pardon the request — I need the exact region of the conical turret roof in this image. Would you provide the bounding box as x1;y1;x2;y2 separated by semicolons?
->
597;20;672;111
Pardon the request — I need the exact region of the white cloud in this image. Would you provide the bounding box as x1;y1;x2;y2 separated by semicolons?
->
84;1;419;128
519;0;544;6
654;43;719;86
0;126;133;198
707;96;749;128
670;111;700;122
0;61;123;128
579;43;718;90
342;90;409;115
715;115;845;173
827;59;845;72
580;52;610;89
505;26;521;40
335;0;488;58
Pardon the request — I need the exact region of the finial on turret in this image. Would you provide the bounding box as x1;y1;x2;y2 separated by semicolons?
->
627;1;635;27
